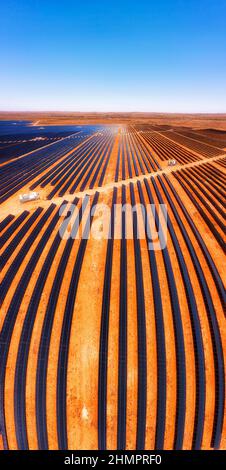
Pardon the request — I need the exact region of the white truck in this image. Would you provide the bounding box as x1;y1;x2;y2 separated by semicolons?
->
168;159;177;166
19;192;40;203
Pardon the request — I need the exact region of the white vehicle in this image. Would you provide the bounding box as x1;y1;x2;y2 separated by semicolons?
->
168;159;177;166
19;192;40;203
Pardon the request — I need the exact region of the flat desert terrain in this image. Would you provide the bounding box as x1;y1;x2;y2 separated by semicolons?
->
0;116;225;450
1;111;226;130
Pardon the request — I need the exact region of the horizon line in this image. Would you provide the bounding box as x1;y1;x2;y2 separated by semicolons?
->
0;110;226;115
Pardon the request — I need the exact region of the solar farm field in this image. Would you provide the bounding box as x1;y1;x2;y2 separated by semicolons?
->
0;121;225;451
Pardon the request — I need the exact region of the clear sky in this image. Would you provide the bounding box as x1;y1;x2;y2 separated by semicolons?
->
0;0;226;112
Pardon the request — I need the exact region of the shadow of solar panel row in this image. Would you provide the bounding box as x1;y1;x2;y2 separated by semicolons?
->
114;130;161;183
0;131;83;163
57;193;99;450
160;175;225;449
0;131;94;203
46;130;115;198
0;176;224;449
140;130;200;164
215;156;226;168
172;166;225;250
171;129;226;151
160;130;222;157
0;214;14;233
0;135;91;194
30;133;102;190
0;204;58;448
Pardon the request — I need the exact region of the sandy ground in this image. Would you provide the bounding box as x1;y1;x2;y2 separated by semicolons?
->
1;112;226;130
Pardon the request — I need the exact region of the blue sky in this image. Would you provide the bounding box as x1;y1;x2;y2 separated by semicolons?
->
0;0;226;112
